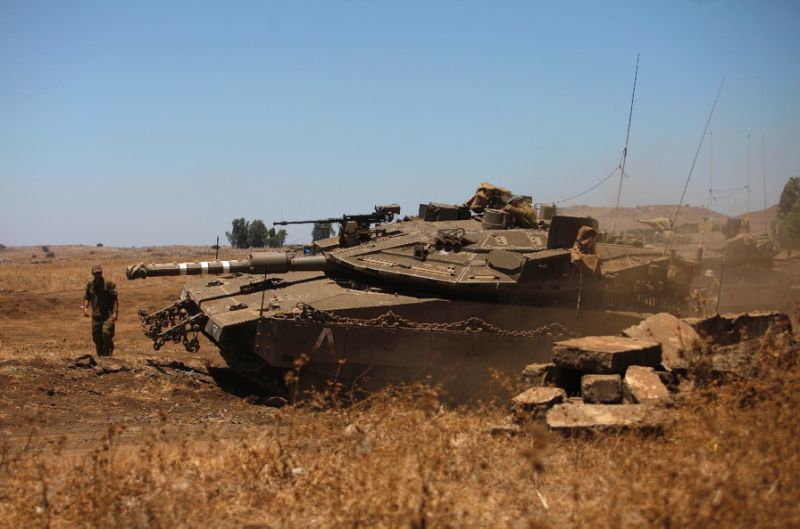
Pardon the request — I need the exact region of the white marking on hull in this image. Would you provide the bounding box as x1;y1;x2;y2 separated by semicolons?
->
312;327;338;359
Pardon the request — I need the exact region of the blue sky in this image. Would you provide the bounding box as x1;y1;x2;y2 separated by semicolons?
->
1;0;798;246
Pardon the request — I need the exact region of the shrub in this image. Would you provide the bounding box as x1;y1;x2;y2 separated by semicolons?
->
772;177;800;252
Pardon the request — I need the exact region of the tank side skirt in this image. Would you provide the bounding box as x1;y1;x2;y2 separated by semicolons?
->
254;317;557;373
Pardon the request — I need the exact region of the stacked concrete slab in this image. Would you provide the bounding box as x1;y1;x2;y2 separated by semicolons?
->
512;334;672;434
512;310;793;434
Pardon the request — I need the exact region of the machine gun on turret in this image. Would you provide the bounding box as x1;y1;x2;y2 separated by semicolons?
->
274;204;401;247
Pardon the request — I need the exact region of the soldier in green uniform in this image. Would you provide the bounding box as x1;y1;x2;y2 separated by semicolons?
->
83;264;118;356
503;195;537;228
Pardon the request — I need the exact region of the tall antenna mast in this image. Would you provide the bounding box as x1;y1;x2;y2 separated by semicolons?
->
762;134;767;233
673;77;725;227
611;53;639;235
762;134;767;210
707;131;713;211
746;133;751;215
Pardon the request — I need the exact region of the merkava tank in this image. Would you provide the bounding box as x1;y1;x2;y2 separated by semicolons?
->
127;186;697;397
689;217;789;314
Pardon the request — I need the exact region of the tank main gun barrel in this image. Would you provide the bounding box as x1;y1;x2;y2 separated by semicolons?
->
126;252;327;280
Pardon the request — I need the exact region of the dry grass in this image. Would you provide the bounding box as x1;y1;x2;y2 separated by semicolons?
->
2;331;799;529
1;245;799;528
0;245;246;294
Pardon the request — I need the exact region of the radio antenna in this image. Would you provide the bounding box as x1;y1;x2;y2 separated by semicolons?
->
673;77;725;227
611;53;639;235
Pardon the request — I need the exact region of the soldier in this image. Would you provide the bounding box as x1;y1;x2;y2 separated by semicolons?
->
503;195;537;228
83;264;118;356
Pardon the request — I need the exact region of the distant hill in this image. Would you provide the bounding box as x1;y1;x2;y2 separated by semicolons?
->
737;204;778;235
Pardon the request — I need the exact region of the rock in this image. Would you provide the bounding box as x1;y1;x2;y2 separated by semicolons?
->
686;342;758;383
581;374;622;404
96;359;128;375
520;363;561;387
623;366;671;404
68;354;97;369
512;387;567;420
734;311;792;339
552;336;661;374
181;359;211;376
546;403;665;434
686;311;792;346
488;415;521;437
708;343;755;379
710;347;752;378
655;369;679;390
623;312;701;370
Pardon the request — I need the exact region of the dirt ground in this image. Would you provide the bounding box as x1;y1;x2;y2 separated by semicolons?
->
1;245;799;528
0;245;275;453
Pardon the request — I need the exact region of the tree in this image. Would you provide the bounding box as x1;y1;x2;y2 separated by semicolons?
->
312;222;336;241
226;218;287;249
267;227;287;248
247;219;269;248
226;218;250;248
772;177;800;253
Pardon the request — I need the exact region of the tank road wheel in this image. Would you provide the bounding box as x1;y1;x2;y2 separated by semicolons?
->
218;329;287;394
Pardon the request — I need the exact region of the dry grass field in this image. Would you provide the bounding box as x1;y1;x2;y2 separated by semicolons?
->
1;245;798;528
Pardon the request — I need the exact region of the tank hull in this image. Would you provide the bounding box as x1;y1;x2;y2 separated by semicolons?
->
178;271;641;398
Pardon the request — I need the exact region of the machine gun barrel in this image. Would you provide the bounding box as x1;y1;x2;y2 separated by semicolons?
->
126;252;327;280
273;218;341;226
273;204;401;227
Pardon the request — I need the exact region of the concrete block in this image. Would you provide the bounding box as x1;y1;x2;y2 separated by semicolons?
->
581;374;622;404
623;312;701;370
521;363;560;387
687;311;792;346
552;336;661;374
512;387;567;420
546;402;665;434
624;366;671;404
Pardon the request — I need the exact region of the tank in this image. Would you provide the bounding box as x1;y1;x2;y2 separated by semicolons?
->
689;218;787;314
127;198;697;398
